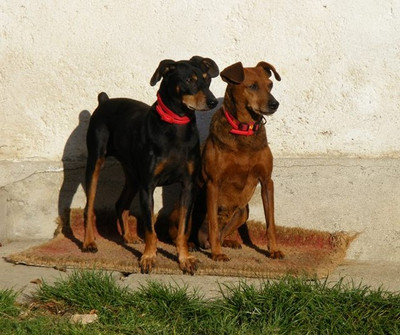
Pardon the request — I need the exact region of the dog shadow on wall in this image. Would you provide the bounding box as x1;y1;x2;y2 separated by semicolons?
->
58;110;91;223
58;110;126;247
57;100;220;246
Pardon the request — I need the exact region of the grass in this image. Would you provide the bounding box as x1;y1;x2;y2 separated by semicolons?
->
0;270;399;334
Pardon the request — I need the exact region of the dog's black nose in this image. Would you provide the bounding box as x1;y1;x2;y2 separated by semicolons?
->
207;99;218;109
269;100;279;110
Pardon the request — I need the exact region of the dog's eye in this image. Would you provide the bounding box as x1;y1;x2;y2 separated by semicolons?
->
248;83;258;91
186;75;197;85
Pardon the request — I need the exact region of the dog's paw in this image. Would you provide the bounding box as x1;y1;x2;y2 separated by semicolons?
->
82;242;98;253
198;235;210;249
124;234;142;245
187;242;198;252
269;250;284;259
222;240;242;249
199;240;210;249
179;255;198;275
140;254;156;274
211;253;230;262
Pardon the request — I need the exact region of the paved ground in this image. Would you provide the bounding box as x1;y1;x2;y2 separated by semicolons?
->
1;240;399;303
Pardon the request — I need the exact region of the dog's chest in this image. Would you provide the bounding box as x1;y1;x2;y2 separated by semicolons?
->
215;148;272;206
153;149;197;186
218;169;258;208
220;154;265;190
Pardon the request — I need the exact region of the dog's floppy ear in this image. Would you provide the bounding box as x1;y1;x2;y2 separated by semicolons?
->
257;61;281;81
190;56;220;78
220;62;244;85
150;59;176;86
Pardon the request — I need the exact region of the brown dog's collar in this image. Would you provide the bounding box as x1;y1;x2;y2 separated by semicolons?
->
156;93;191;125
223;107;262;136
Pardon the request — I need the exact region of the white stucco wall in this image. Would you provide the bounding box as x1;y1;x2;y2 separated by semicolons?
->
1;0;399;160
1;1;399;263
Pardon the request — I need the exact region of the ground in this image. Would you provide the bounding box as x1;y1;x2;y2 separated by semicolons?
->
0;240;399;303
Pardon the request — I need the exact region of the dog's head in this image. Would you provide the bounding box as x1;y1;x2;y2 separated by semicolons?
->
221;61;281;116
150;56;219;111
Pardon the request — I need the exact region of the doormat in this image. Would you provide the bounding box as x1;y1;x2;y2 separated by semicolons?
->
5;209;356;278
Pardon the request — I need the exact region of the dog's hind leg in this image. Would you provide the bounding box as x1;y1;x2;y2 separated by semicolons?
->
221;205;249;249
83;155;105;252
116;168;140;244
83;124;108;252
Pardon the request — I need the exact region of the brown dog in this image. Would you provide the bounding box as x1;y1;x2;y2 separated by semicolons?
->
197;61;284;261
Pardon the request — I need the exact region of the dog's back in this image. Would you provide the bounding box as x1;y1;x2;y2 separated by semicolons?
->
87;96;150;163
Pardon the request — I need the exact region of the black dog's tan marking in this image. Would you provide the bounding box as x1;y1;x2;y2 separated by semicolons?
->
83;56;219;274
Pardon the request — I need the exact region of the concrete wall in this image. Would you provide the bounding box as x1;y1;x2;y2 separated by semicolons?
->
1;1;399;262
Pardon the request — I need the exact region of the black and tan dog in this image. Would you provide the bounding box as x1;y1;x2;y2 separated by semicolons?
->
83;56;219;274
195;61;284;261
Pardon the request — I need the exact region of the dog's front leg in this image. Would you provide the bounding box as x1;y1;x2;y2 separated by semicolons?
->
207;181;230;261
175;181;198;274
139;187;158;273
261;178;284;259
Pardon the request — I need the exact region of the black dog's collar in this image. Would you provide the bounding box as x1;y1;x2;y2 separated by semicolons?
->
156;93;191;125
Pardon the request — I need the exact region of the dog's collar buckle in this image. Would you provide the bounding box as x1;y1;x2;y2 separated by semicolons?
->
156;93;191;125
223;107;260;136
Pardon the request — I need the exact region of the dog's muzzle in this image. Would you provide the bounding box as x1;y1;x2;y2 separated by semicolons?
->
269;99;279;111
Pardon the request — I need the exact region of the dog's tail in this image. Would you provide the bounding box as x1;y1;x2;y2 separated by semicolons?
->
98;92;109;105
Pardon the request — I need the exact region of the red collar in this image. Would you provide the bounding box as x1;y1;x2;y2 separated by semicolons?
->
223;107;261;136
156;93;191;125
